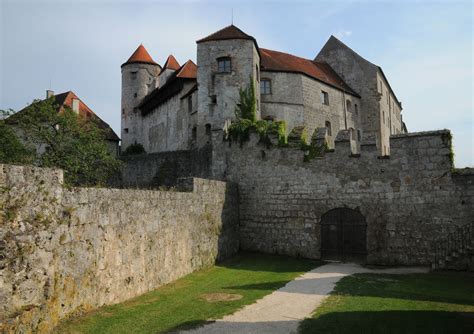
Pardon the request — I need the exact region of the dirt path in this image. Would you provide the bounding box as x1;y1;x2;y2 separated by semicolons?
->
179;262;428;334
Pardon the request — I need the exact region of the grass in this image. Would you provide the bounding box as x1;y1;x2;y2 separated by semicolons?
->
299;271;474;334
56;252;320;334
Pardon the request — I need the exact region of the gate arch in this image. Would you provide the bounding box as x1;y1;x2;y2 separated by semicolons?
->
320;208;367;262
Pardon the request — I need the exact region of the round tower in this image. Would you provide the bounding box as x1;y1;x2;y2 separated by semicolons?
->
121;44;161;151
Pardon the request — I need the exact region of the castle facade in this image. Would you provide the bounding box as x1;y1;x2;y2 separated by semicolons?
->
121;25;406;156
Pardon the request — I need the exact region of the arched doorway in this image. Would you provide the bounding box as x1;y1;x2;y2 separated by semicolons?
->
320;208;367;262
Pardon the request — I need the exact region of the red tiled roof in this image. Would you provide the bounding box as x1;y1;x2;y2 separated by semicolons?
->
176;60;197;79
122;44;158;67
163;55;180;71
260;48;359;96
197;24;255;43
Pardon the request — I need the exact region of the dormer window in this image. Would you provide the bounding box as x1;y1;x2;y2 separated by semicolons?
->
217;57;231;73
260;79;272;95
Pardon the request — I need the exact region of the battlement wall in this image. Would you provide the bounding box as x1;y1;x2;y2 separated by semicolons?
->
0;164;238;333
223;129;473;265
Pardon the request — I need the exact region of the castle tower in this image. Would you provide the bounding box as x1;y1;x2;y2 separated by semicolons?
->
196;25;261;147
121;44;161;150
158;55;180;87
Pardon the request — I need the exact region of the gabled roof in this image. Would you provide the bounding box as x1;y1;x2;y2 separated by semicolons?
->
197;24;256;44
260;48;359;97
318;35;402;108
163;55;180;71
10;91;120;141
121;44;158;68
139;60;197;114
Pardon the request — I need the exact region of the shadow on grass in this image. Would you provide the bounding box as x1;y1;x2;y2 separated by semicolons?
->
216;251;322;273
299;310;474;334
223;271;474;307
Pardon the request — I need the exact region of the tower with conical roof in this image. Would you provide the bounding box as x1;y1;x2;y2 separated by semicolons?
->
121;44;161;150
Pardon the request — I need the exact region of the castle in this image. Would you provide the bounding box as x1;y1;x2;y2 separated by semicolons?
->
120;25;406;156
1;24;473;334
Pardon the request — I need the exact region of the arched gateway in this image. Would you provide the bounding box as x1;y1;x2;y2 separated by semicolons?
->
320;208;367;262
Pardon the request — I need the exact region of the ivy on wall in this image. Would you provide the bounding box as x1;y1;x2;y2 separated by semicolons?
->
227;77;287;147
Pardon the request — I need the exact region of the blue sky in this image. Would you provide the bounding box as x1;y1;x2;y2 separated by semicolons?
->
1;0;472;166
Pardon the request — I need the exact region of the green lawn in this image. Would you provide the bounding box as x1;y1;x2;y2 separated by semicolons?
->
56;252;320;334
299;272;474;334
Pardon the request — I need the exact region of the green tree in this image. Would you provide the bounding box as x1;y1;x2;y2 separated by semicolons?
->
0;109;34;164
2;98;122;187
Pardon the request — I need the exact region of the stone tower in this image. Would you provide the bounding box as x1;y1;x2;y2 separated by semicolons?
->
196;25;261;147
121;44;161;150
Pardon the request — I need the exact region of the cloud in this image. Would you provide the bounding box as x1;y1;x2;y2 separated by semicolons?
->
334;30;353;39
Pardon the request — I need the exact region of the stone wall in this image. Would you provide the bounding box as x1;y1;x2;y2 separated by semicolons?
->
119;145;212;188
0;164;239;333
222;129;473;266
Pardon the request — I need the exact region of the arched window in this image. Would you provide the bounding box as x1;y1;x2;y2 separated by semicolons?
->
217;57;231;73
346;100;352;112
325;121;332;136
260;79;272;95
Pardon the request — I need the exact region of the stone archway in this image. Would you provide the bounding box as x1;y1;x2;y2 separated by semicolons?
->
320;208;367;263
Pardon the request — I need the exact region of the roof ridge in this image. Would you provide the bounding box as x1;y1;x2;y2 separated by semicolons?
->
122;44;158;67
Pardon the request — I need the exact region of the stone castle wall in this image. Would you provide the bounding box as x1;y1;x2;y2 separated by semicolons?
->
0;164;239;333
119;145;212;188
222;129;473;265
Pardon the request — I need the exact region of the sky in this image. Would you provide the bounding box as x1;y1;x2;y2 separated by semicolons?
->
1;0;472;167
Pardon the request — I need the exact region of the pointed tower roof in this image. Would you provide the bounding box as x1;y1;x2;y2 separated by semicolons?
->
176;60;197;79
163;55;181;71
197;24;256;43
121;44;158;67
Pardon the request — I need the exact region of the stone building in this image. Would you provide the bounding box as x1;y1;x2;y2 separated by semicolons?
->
120;25;406;155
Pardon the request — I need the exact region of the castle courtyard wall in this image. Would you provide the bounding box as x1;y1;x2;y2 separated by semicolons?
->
0;165;239;333
223;130;473;265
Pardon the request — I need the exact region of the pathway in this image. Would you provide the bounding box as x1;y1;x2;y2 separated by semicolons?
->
179;262;428;334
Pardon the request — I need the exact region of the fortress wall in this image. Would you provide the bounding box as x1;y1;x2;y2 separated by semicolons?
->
119;145;212;188
0;164;239;333
224;129;473;265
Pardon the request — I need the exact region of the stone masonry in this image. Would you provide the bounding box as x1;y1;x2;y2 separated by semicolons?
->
0;164;239;333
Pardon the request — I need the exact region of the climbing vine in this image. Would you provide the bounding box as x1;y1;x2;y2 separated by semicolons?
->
227;77;287;147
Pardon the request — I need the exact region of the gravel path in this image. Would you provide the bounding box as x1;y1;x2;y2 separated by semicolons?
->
179;262;428;334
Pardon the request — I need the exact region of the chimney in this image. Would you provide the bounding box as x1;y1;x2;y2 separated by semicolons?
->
46;90;54;99
72;98;80;113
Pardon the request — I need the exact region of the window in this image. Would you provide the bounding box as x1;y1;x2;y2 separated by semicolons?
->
379;81;383;93
124;128;129;133
346;100;352;112
256;65;259;82
192;126;197;141
325;121;332;136
382;110;385;124
134;93;137;98
187;96;193;113
354;104;358;114
261;79;271;94
211;95;217;104
321;91;329;105
131;71;137;80
357;129;361;141
217;57;231;73
205;124;211;136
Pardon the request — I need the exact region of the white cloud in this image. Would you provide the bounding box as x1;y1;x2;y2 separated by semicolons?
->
334;30;353;39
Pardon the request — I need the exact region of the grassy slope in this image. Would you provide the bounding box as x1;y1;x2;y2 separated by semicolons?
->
299;272;474;334
56;252;320;334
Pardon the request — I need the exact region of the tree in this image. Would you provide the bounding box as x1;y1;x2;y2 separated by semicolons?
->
0;109;34;164
2;98;122;187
